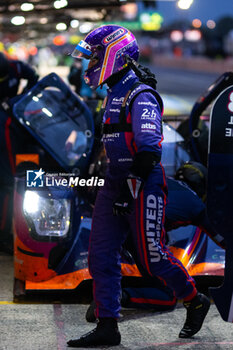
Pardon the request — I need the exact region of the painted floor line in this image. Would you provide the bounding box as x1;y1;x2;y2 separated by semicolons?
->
53;304;67;350
147;341;233;347
0;301;15;304
0;301;62;305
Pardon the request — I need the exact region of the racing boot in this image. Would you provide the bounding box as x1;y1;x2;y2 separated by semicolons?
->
67;317;121;347
179;292;210;338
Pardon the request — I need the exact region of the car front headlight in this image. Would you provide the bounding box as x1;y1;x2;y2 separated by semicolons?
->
23;190;71;239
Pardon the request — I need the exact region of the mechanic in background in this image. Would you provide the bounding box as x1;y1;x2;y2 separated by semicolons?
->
166;161;225;248
0;52;38;102
68;57;82;95
0;52;38;253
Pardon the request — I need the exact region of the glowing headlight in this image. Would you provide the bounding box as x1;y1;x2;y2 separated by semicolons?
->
23;190;71;238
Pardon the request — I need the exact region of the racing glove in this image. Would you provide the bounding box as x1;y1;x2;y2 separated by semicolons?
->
113;151;160;216
113;175;144;216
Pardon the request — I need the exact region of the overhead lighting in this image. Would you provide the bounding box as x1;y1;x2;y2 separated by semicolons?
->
177;0;193;10
79;22;95;34
40;17;48;24
54;0;68;9
56;23;67;31
8;5;17;11
70;20;79;29
21;3;34;11
11;16;25;25
71;9;105;21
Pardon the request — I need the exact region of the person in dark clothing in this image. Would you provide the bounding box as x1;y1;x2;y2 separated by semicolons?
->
0;52;38;253
68;58;82;95
67;25;210;348
166;161;225;249
0;52;38;102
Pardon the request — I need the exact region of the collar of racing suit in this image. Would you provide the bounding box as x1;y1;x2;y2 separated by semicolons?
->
107;69;139;97
106;67;130;88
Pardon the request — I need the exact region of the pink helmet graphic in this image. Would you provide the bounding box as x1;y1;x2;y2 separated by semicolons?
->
71;25;139;89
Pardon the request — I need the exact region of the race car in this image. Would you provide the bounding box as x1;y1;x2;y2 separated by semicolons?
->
8;72;228;301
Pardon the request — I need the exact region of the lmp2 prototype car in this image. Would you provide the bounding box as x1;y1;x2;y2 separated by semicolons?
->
4;71;230;300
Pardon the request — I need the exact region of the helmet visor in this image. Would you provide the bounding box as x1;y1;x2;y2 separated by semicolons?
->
71;40;92;59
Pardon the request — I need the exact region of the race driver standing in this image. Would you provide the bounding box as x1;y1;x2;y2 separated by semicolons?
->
67;25;210;348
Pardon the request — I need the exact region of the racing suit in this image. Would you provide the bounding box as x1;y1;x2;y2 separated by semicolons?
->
165;177;225;248
0;59;38;251
88;69;197;319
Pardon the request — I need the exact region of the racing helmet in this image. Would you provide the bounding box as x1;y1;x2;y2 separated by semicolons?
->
0;52;9;81
175;161;207;199
71;25;139;89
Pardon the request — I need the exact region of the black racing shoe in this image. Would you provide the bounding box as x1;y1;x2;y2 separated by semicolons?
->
179;293;210;338
67;318;121;347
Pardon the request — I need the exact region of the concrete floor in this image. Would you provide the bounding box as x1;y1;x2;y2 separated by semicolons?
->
1;252;233;350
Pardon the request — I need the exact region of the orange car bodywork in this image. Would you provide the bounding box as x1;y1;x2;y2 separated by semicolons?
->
14;228;224;292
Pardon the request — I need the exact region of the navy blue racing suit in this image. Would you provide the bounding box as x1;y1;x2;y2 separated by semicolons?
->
88;70;196;319
165;177;225;248
0;60;38;248
165;178;205;229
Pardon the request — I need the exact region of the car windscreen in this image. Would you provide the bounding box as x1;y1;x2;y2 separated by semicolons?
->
162;123;191;176
13;73;94;173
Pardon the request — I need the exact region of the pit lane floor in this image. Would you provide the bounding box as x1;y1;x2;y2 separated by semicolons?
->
1;252;232;350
